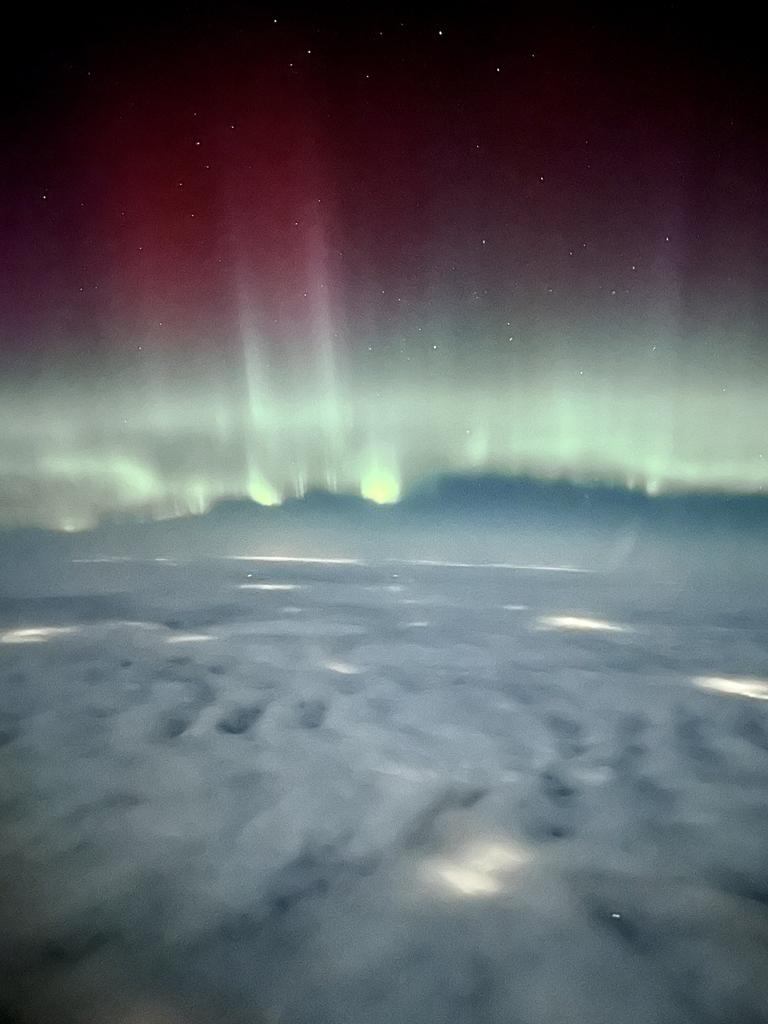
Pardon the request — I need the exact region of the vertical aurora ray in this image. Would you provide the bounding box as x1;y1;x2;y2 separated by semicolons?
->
306;220;346;495
242;330;282;506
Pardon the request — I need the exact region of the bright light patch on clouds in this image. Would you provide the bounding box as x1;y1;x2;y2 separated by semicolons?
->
166;633;214;643
502;604;528;611
228;556;363;565
405;559;593;572
694;675;768;700
239;583;304;591
536;614;628;633
425;840;531;897
71;556;176;564
323;660;363;674
1;626;80;644
72;556;133;563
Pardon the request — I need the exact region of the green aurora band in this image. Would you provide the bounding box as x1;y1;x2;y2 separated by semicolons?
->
1;320;764;531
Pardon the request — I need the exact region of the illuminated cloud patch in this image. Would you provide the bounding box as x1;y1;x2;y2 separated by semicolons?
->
424;840;532;897
0;626;80;644
693;676;768;701
536;615;629;633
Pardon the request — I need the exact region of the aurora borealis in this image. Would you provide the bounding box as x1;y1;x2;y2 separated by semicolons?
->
2;8;767;529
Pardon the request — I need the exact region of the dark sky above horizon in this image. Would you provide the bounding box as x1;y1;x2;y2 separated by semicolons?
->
1;6;767;528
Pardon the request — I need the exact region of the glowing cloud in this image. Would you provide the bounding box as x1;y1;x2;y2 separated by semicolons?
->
693;676;768;700
323;660;363;674
536;615;629;633
425;839;531;897
239;583;304;591
1;626;80;644
165;634;214;643
407;560;592;572
228;556;364;565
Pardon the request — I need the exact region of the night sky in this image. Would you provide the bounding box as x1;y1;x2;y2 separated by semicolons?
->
1;7;766;529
